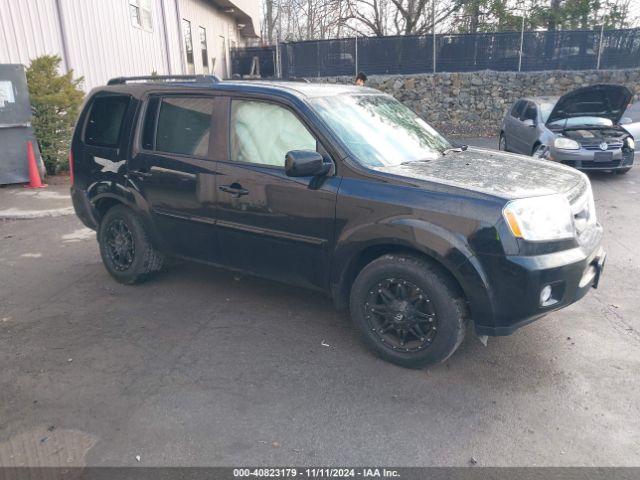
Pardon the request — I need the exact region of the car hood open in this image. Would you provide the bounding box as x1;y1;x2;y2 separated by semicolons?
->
545;84;632;126
372;147;585;200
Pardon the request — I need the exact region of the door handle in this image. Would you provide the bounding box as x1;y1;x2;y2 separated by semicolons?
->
129;169;152;178
219;184;249;198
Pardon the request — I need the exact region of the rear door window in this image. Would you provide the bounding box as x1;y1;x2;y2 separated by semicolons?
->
510;100;525;119
155;97;215;157
85;95;131;147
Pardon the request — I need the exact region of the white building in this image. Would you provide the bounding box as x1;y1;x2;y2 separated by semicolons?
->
0;0;261;90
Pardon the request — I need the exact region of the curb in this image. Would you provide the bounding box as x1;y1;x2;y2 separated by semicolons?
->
0;206;75;220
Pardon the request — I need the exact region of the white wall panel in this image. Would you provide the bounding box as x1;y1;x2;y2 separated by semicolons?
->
178;0;245;78
0;0;65;66
58;0;171;90
0;0;259;89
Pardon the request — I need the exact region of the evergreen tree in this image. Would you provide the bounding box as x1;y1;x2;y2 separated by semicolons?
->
26;55;84;175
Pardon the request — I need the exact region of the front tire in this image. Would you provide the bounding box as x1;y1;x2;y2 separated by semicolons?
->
616;167;632;174
532;143;546;158
349;254;466;369
98;205;163;284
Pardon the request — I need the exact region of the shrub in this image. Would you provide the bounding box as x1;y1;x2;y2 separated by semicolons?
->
26;55;84;175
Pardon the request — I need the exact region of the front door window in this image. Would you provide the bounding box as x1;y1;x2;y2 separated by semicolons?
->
230;100;316;167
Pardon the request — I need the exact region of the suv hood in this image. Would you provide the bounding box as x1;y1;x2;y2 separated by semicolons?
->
545;84;632;126
372;147;585;200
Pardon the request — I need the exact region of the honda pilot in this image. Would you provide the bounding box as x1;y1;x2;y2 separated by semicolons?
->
70;76;606;368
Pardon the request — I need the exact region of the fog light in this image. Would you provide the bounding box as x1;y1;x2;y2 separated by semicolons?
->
540;285;553;306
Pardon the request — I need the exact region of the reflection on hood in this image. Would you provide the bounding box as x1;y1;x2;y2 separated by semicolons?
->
372;147;585;200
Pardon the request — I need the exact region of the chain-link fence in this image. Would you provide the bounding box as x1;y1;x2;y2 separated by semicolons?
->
231;27;640;79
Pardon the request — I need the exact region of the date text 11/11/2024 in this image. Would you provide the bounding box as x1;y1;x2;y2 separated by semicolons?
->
233;468;401;477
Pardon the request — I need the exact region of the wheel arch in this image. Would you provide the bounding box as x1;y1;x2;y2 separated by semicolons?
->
94;196;126;221
353;243;464;295
531;140;542;156
330;222;496;327
332;242;471;314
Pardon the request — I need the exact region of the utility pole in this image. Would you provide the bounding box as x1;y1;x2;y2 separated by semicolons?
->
432;0;436;73
518;7;526;72
596;18;605;69
354;36;358;77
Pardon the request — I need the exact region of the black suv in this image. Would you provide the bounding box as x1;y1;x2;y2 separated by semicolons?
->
70;75;606;368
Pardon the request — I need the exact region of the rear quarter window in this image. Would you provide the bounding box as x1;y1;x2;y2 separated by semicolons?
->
84;95;131;147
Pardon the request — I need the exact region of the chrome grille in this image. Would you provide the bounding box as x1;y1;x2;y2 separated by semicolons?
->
583;142;623;151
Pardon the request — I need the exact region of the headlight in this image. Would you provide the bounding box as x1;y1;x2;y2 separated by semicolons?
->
627;137;635;150
554;137;580;150
503;194;575;241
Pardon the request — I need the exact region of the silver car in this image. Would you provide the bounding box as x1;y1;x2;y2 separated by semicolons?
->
499;84;635;174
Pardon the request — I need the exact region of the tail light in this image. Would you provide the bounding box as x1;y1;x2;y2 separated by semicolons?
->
69;150;74;185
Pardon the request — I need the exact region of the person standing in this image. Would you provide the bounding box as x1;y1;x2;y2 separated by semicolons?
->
355;72;367;86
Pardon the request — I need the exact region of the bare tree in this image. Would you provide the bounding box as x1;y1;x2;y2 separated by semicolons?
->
260;0;639;43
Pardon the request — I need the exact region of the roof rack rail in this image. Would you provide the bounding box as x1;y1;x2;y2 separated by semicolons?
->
107;75;221;85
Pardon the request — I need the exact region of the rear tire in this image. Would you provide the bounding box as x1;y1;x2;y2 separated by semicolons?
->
616;167;632;174
349;254;466;369
499;133;507;151
98;205;163;284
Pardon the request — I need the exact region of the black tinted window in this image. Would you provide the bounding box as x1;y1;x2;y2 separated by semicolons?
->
510;100;525;118
156;97;214;156
521;103;537;121
85;95;130;147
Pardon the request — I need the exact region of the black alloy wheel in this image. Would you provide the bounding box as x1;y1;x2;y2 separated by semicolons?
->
350;253;467;368
98;204;164;284
104;218;136;272
365;278;438;353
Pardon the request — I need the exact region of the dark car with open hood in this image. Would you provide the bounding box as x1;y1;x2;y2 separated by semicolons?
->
500;84;635;173
70;76;606;368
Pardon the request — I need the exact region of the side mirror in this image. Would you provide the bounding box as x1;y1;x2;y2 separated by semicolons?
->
522;119;536;127
620;116;633;125
285;150;330;177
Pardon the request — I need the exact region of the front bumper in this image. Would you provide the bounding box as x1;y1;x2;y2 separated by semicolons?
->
474;228;605;336
546;145;634;171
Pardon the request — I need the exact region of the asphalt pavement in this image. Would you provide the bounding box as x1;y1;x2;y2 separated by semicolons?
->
1;144;639;467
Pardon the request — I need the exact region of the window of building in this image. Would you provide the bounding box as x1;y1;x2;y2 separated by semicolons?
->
156;97;214;156
85;95;130;148
230;100;316;167
199;27;209;73
183;20;195;74
129;0;152;31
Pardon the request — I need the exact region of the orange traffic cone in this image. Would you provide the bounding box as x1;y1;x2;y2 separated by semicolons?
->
24;140;47;188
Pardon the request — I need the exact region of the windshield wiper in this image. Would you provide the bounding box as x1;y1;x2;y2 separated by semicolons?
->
442;145;468;155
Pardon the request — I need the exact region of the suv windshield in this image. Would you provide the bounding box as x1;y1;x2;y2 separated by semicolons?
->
309;94;452;167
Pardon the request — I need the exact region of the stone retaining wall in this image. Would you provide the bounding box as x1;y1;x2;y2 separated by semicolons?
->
315;69;640;136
